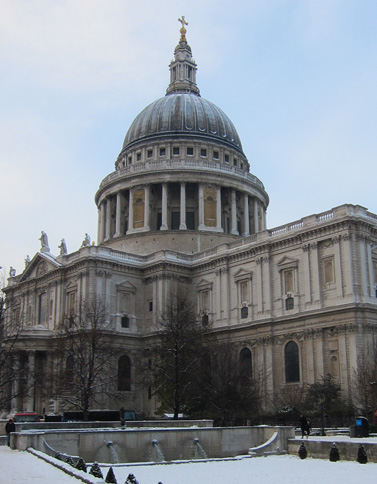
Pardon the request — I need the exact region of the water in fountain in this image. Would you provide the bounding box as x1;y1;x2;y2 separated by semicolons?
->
193;438;208;459
95;440;121;463
149;439;165;462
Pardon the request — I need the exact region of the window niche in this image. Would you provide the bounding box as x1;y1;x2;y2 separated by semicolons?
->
234;270;252;321
278;257;298;311
197;279;213;325
117;282;136;330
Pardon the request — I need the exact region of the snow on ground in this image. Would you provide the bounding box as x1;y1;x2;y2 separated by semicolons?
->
2;443;377;484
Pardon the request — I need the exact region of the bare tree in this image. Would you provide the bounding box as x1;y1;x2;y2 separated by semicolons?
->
188;340;263;426
53;298;117;420
147;290;205;419
0;277;25;413
353;342;377;420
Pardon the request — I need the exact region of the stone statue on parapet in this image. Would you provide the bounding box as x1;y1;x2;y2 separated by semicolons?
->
58;238;67;255
9;267;16;277
24;255;30;268
39;231;50;253
81;233;91;247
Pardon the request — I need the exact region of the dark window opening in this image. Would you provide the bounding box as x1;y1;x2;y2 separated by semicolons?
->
121;316;129;328
171;212;180;230
149;301;153;312
159;147;166;156
157;212;162;230
200;148;207;157
118;355;131;391
173;146;180;155
186;212;195;230
147;149;153;158
241;306;248;319
285;341;300;383
213;151;219;160
286;297;294;310
187;147;194;156
136;152;141;161
202;314;209;326
225;154;229;163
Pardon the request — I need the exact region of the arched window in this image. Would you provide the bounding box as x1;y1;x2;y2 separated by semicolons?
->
240;348;252;385
285;341;300;383
118;355;131;391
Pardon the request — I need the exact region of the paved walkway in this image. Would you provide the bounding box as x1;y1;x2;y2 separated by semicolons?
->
0;446;92;483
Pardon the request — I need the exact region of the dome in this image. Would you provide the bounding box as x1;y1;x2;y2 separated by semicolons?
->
121;93;244;155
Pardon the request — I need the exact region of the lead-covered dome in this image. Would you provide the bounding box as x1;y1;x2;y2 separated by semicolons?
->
122;93;244;154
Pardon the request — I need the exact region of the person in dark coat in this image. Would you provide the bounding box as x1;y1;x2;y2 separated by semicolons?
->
5;418;15;446
299;414;309;438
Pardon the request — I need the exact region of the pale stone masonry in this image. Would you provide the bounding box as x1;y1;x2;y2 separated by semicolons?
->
3;25;377;417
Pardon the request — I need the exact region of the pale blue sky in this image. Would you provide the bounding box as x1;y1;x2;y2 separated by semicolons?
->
1;0;376;276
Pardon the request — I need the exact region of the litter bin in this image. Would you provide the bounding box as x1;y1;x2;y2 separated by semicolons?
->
350;416;369;438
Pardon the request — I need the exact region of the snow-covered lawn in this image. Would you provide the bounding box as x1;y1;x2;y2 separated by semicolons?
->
2;445;377;484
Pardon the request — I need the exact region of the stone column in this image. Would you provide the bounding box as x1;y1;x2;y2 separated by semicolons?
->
160;183;168;230
243;193;250;236
105;198;111;241
144;185;150;231
254;200;259;234
114;192;122;237
27;352;35;411
97;202;105;244
179;182;187;230
262;206;267;231
10;355;20;413
198;183;205;230
231;189;238;235
127;189;134;233
216;186;223;232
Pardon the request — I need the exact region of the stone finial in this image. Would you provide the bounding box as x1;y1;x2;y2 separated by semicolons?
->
9;267;16;277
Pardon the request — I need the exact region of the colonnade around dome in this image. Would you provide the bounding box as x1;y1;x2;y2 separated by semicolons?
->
97;180;267;247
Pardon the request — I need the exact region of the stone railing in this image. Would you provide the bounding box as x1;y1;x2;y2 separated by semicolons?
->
98;159;266;191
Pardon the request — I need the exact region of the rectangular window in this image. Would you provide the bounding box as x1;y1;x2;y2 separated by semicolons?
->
121;316;129;328
173;146;180;155
200;148;207;157
187;147;194;156
128;156;132;165
213;151;219;160
136;152;141;161
224;154;229;163
159;147;166;156
149;301;153;312
241;306;248;319
233;158;237;167
147;149;153;158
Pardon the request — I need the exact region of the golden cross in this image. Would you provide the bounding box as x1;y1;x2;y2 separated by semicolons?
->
178;16;188;41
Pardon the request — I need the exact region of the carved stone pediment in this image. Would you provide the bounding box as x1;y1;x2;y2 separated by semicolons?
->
116;280;137;293
277;256;298;271
18;253;61;283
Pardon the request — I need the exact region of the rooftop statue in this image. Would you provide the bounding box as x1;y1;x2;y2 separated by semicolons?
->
39;231;50;253
58;238;67;255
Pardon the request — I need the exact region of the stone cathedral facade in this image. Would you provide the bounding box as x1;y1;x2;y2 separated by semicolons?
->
3;22;377;417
